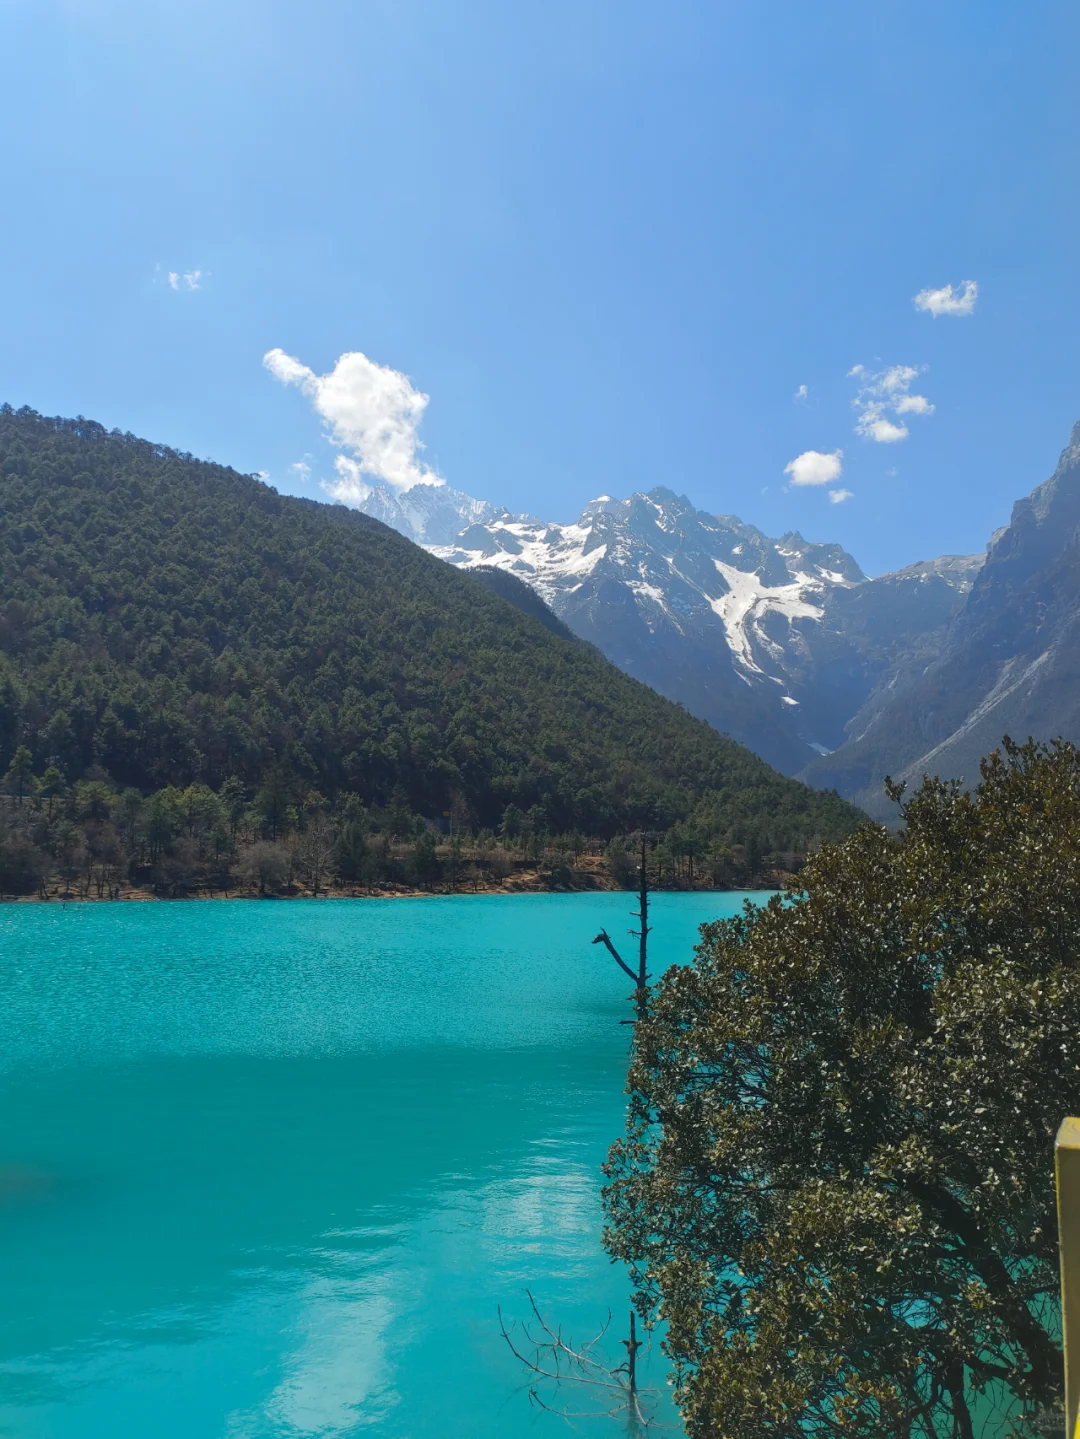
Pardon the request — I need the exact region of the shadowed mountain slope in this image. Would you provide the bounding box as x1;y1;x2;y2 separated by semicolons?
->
802;422;1080;818
0;406;862;843
428;488;979;775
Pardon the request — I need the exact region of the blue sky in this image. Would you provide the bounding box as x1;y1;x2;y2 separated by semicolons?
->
1;0;1078;575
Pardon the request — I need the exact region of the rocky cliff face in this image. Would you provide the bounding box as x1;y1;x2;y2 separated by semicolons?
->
801;423;1080;816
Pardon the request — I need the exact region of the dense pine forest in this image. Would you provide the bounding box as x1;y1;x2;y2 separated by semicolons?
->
0;405;862;895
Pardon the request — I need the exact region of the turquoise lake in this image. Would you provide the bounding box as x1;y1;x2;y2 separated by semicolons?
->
0;890;768;1437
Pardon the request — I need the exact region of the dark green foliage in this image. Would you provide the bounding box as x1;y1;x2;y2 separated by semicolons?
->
605;737;1080;1437
469;565;576;640
409;829;441;888
5;744;33;802
0;405;861;846
333;819;371;884
0;830;47;894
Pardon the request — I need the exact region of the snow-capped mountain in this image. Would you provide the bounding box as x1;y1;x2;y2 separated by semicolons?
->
351;480;981;776
345;425;1080;805
341;478;495;546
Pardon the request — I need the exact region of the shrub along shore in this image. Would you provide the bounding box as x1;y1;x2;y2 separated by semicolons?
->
0;761;803;902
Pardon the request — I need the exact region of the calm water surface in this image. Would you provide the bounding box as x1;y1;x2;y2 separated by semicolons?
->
0;891;767;1437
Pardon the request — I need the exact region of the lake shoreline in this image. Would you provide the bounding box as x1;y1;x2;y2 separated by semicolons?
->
1;875;782;904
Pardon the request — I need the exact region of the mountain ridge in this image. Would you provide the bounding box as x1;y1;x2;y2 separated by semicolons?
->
349;475;982;776
800;420;1080;816
0;404;863;848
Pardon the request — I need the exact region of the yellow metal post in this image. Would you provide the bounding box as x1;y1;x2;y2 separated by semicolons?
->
1056;1118;1080;1439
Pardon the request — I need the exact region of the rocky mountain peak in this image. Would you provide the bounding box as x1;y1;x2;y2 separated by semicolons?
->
345;468;980;777
799;418;1080;819
976;424;1080;588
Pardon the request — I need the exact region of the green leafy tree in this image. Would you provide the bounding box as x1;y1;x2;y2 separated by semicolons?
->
219;776;247;840
704;836;732;886
37;765;66;818
446;831;465;891
383;786;415;841
116;788;145;861
180;783;222;843
742;828;763;880
333;817;372;885
605;738;1080;1439
5;745;33;804
74;778;115;823
605;836;634;888
0;655;22;764
410;829;441;889
42;709;78;774
500;804;525;843
146;787;183;864
255;768;291;842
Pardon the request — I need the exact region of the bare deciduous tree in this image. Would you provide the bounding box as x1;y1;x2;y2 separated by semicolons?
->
593;833;652;1021
499;1291;663;1432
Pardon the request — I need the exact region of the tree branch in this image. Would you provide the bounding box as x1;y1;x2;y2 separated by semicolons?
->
593;929;640;985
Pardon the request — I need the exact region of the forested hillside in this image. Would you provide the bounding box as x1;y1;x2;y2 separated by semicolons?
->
0;406;861;863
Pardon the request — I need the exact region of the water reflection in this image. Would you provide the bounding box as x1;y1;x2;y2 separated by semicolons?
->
0;893;757;1435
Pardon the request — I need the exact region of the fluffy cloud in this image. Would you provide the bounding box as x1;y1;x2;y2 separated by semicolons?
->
851;363;933;443
784;449;843;487
913;280;978;317
828;488;853;504
894;393;934;415
168;270;203;291
793;383;809;401
861;417;908;443
263;348;442;494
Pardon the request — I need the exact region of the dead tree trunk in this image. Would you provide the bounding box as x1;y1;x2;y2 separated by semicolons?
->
592;833;652;1021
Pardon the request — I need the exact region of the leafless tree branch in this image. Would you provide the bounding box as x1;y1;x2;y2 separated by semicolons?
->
499;1291;666;1431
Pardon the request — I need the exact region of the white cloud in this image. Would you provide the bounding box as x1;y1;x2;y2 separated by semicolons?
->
846;364;864;378
167;269;203;291
793;383;809;402
913;280;978;317
894;393;934;415
290;460;312;480
264;348;441;493
828;488;853;504
851;363;933;443
784;449;843;487
877;365;919;394
860;417;909;443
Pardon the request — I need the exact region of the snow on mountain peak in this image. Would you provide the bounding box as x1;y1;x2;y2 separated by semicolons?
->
423;485;862;677
342;476;981;775
331;477;496;547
